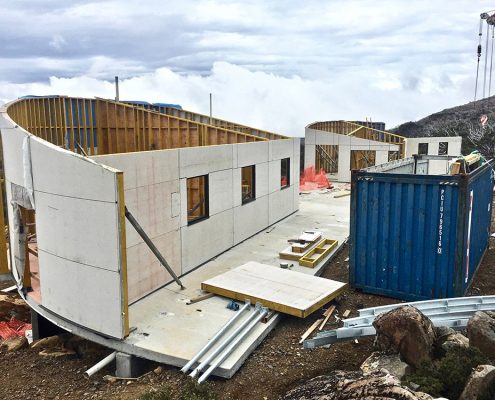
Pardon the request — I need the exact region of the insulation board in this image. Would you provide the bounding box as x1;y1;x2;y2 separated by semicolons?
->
201;261;347;318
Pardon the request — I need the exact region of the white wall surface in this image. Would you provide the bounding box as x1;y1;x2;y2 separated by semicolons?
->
95;139;300;296
92;150;182;303
305;128;400;182
404;136;462;157
179;139;299;273
404;136;462;175
0;113;127;339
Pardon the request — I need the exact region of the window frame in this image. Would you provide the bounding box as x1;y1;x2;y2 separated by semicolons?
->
438;142;448;155
418;143;428;155
186;174;209;225
280;158;290;189
241;165;256;205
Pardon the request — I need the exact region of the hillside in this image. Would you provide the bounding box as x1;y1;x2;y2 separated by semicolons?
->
391;96;495;156
391;96;495;137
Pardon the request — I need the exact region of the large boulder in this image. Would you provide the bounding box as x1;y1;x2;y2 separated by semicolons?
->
360;352;409;380
459;364;495;400
373;306;435;368
282;370;439;400
467;311;495;360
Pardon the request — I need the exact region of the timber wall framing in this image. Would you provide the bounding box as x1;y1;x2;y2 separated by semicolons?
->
307;120;405;156
6;97;270;157
157;106;287;141
305;127;400;182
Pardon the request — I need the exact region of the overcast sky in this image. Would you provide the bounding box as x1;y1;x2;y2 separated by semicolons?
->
0;0;493;135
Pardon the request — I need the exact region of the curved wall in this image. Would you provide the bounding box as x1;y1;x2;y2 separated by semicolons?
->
0;103;129;339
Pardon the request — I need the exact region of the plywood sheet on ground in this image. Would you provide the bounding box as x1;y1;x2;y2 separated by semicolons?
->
201;261;347;318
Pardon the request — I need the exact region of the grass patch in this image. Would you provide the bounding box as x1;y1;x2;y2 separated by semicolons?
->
140;379;217;400
402;346;490;400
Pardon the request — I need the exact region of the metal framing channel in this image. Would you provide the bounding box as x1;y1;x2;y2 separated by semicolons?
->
304;295;495;349
181;302;251;373
190;305;263;378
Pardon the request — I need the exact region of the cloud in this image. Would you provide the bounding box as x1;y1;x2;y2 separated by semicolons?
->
0;0;490;130
0;61;475;134
49;34;66;51
0;0;486;82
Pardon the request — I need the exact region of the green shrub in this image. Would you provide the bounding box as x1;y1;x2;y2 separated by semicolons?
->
402;361;443;397
439;347;489;399
402;346;490;400
140;380;217;400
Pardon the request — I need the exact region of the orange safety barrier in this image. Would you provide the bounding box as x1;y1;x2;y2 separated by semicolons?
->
0;316;31;340
300;166;332;191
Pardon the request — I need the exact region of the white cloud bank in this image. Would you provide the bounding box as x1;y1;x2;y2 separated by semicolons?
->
0;61;476;135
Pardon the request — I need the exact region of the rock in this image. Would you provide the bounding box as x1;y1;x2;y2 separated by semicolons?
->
64;335;101;357
38;348;77;359
434;326;455;340
459;364;495;400
467;311;495;360
1;336;28;351
153;366;162;375
360;352;409;380
441;332;469;352
434;326;469;353
31;335;64;349
373;306;435;369
282;369;438;400
103;375;117;384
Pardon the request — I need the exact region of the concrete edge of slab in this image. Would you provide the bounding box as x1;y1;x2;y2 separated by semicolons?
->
22;237;350;380
25;295;276;378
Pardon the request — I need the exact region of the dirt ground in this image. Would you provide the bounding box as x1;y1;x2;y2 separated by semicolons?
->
1;212;495;400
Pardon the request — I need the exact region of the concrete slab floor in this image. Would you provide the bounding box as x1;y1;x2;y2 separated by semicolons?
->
126;190;350;378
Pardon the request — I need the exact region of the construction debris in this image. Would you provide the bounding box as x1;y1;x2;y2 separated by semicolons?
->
299;319;323;344
0;285;16;293
1;336;28;352
186;292;215;305
299;239;338;268
319;305;336;331
333;191;351;198
279;231;322;261
0;316;31;340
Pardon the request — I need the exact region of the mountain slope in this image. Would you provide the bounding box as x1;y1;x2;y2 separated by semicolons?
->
391;96;495;156
391;96;495;136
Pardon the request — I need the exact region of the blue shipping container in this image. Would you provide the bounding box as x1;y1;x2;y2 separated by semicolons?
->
349;157;494;301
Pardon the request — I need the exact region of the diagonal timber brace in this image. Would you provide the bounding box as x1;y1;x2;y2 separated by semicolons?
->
125;206;185;290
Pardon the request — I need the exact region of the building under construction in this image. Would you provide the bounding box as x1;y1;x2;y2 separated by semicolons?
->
0;94;477;381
